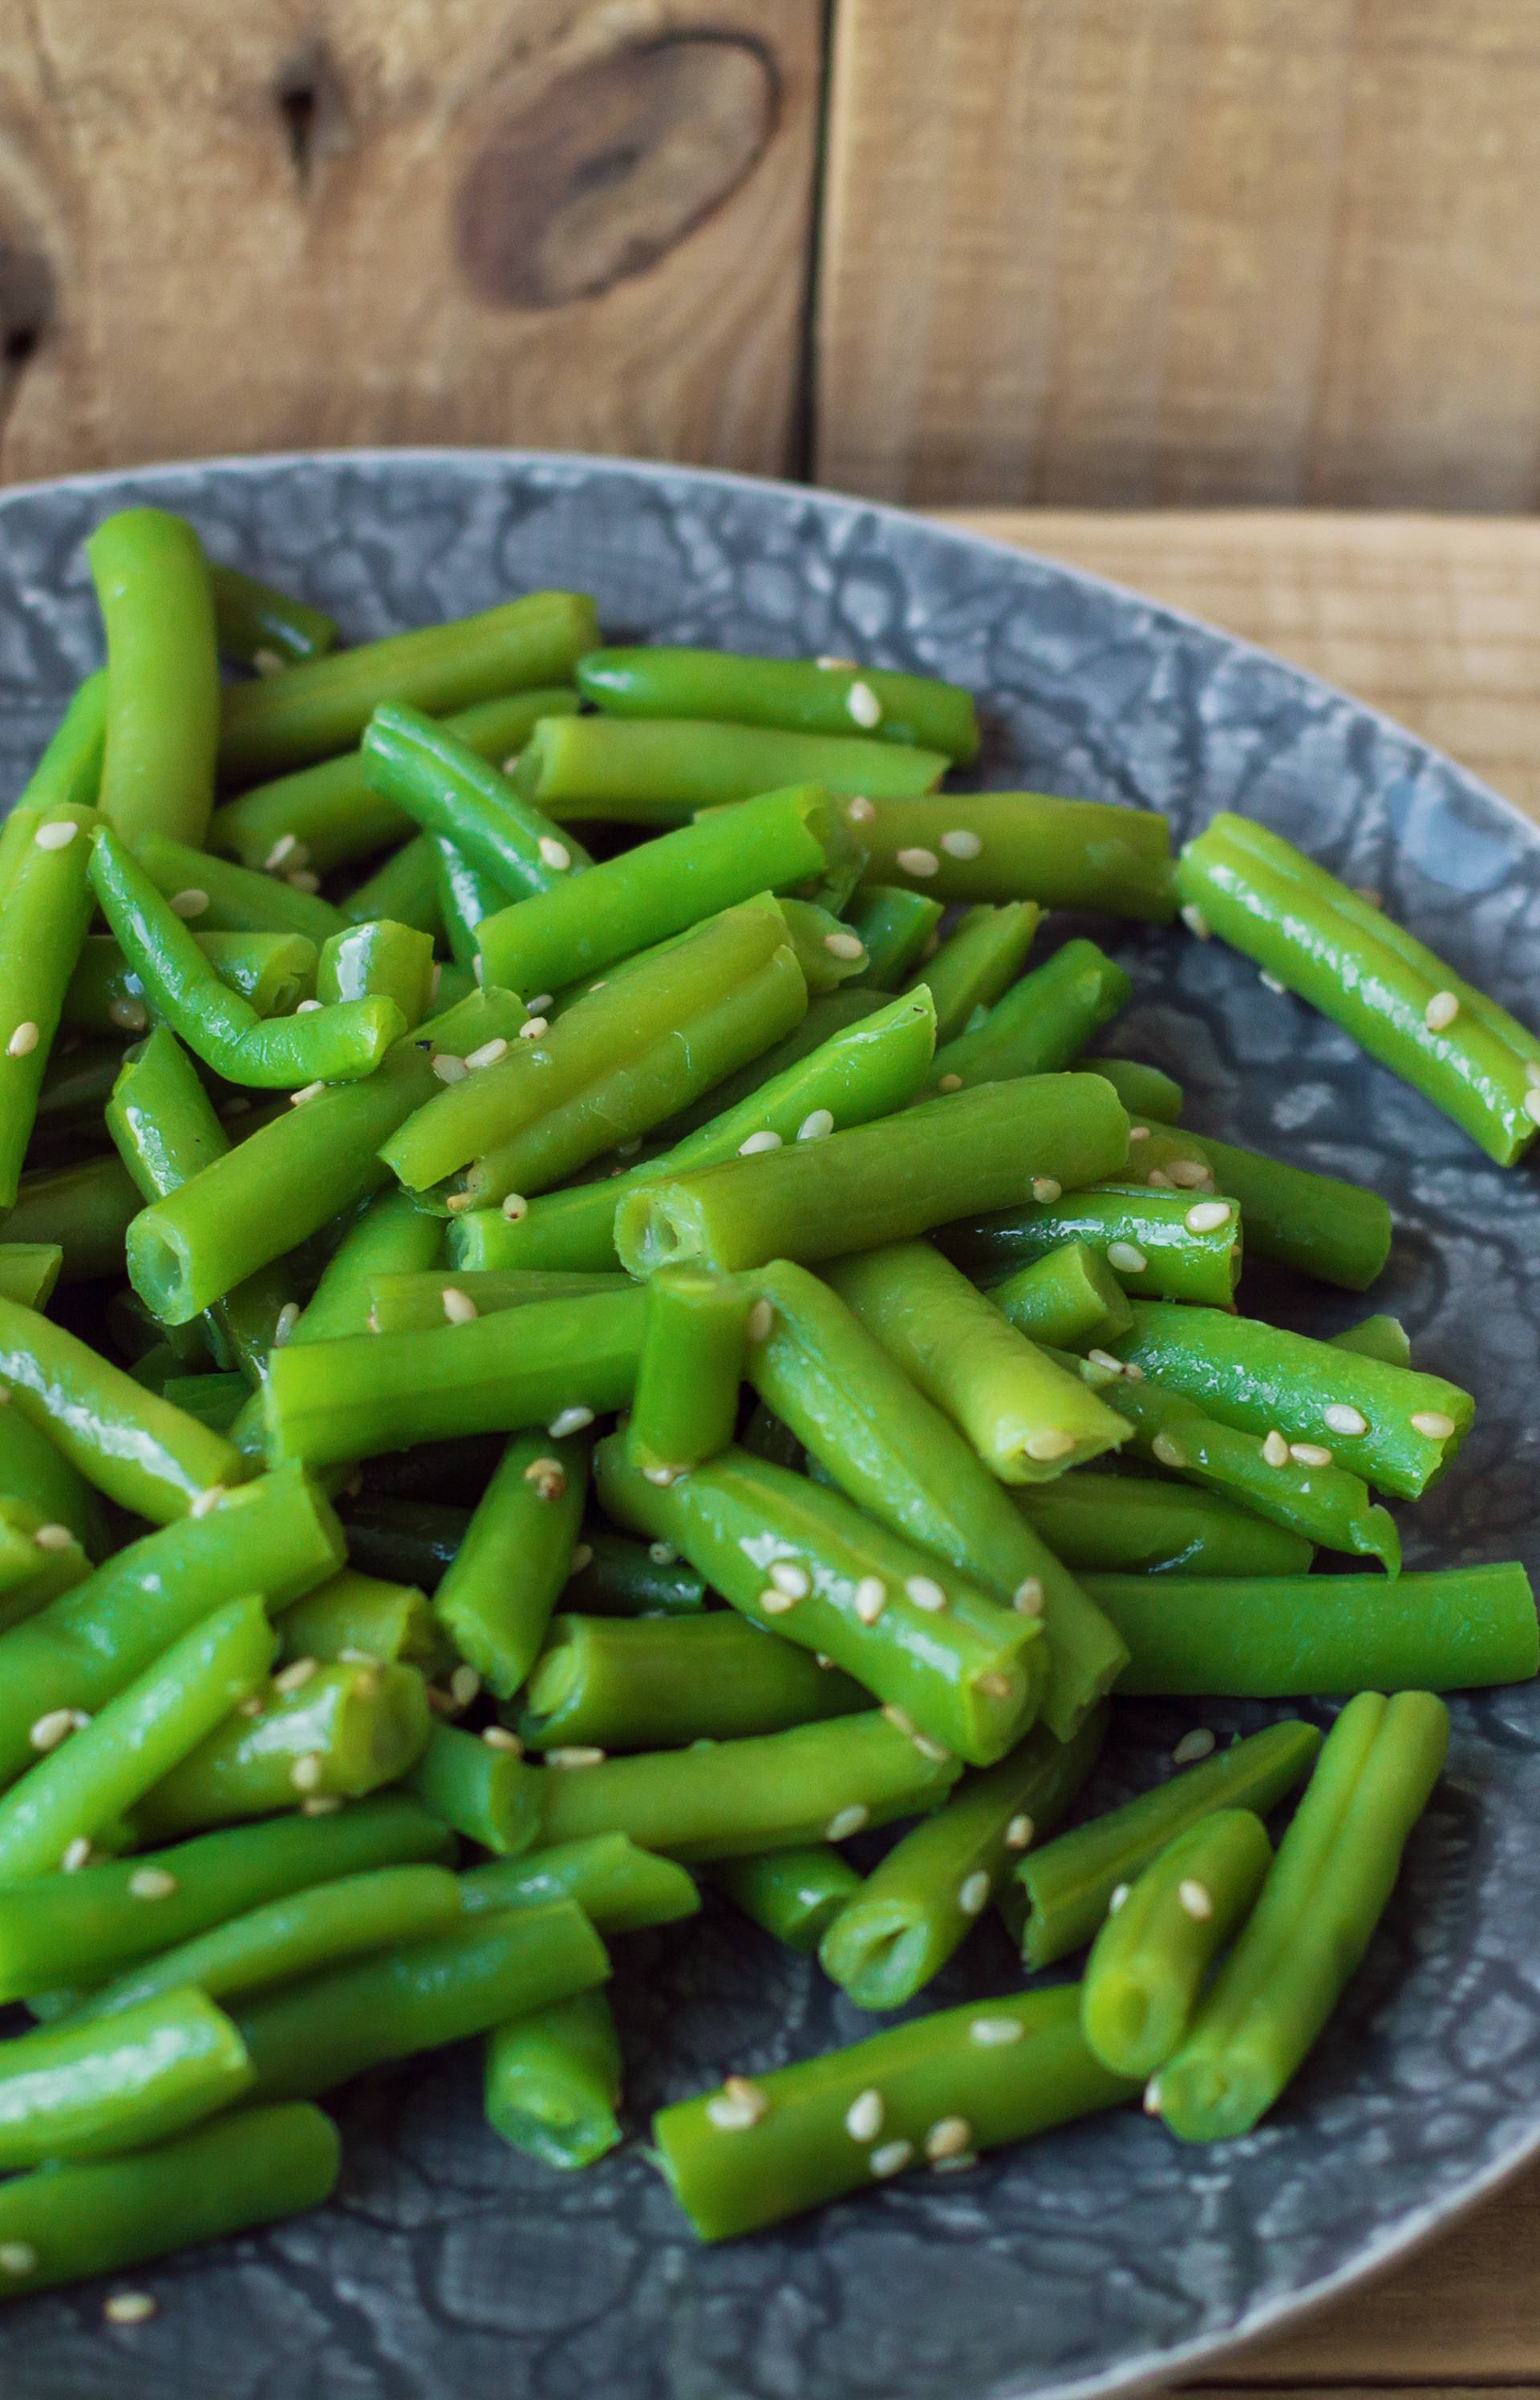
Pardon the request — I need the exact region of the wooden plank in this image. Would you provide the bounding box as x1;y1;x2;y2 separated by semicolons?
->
943;508;1540;825
0;0;822;481
821;2;1540;510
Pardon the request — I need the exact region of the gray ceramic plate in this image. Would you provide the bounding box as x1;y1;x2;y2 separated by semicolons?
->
1;452;1537;2400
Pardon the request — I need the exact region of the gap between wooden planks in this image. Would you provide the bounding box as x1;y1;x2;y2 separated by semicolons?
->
936;504;1540;2392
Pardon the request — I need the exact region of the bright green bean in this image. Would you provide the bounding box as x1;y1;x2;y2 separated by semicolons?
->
988;1241;1133;1351
366;1267;627;1334
484;1987;623;2169
342;831;444;937
90;509;220;845
0;1243;61;1309
278;1567;452;1673
64;927;318;1036
363;699;594;903
906;900;1041;1043
458;1833;700;1935
407;1722;543;1854
1088;1059;1184;1122
0;802;97;1206
1;1151;141;1283
209;561;338;667
1081;1809;1272;2078
1015;1472;1315;1576
1122;1121;1392;1291
846;886;944;987
433;1430;588;1698
1331;1313;1411;1368
629;1267;748;1483
713;1844;863;1955
926;939;1132;1094
942;1184;1242;1308
318;918;436;1028
853;791;1176;918
515;713;946;823
578;646;979;762
0;1984;254;2167
132;826;346;944
520;1611;868;1753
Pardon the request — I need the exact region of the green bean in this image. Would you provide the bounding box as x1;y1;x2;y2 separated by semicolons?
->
1008;1718;1322;1968
340;1496;468;1591
821;1708;1106;2010
1015;1471;1315;1575
1112;1298;1472;1499
988;1241;1133;1351
515;714;946;824
264;1286;645;1469
927;939;1133;1096
906;901;1041;1044
432;833;505;969
1179;813;1540;1164
828;1241;1129;1482
318;918;436;1028
367;1267;627;1334
598;1433;1043;1766
9;674;107;832
211;690;582;873
521;1612;868;1753
630;1267;749;1485
0;1501;89;1626
0;1243;60;1309
1122;1121;1392;1291
0;1984;254;2167
363;699;594;903
0;1593;274;1881
653;1980;1135;2240
1;1150;140;1282
0;1288;245;1522
774;897;869;992
476;784;831;999
278;1567;452;1673
91;829;403;1089
740;1257;1125;1741
0;2099;340;2298
434;1429;588;1698
132;825;346;944
1064;1347;1400;1567
0;1792;452;2003
209;561;338;668
619;1072;1130;1277
561;1531;708;1619
713;1844;863;1954
537;1708;960;1860
0;803;97;1206
407;1722;543;1854
484;1987;622;2169
942;1185;1243;1309
1088;1059;1184;1122
1088;1563;1537;1696
458;1833;699;1935
343;831;445;937
1331;1313;1411;1368
456;985;936;1275
218;590;599;783
577;646;979;763
65;927;318;1036
31;1039;123;1150
1155;1692;1449;2137
288;1183;446;1346
1081;1809;1273;2078
851;791;1176;918
132;1656;431;1841
846;886;944;988
90;509;221;845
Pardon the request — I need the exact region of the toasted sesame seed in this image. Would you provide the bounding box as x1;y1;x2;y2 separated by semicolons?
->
450;1664;481;1708
958;1871;991;1916
1262;1429;1291;1467
265;834;299;871
758;1586;798;1616
926;2114;973;2160
815;1655;836;1672
937;1072;963;1093
797;1108;835;1141
769;1560;810;1599
1151;1431;1187;1469
1178;1878;1214;1920
649;1541;678;1564
1173;1727;1216;1765
290;1753;325;1794
432;1052;469;1085
444;1191;475;1212
62;1836;93;1872
846;796;877;824
1424;989;1460;1032
869;2139;914;2178
1143;2080;1163;2115
523;1456;567;1501
1085;1348;1125;1375
549;1405;594;1439
978;1672;1012;1699
1147;1167;1174;1188
881;1704;917;1736
34;817;79;850
970;2016;1024;2046
6;1021;38;1059
1323;1401;1368;1437
747;1299;775;1342
483;1725;523;1753
518;1016;549;1040
1106;1241;1149;1274
33;1522;75;1552
30;1708;76;1752
290;1080;326;1106
940;829;982;860
845;2088;884;2142
1023;1428;1076;1461
707;2078;768;2130
273;1656;319;1695
128;1867;178;1900
854;1575;887;1624
0;2242;36;2276
1005;1812;1035;1850
442;1287;478;1324
1165;1158;1210;1190
1411;1409;1457;1439
301;1794;343;1816
738;1129;783;1156
538;836;572;871
847;680;881;728
906;1574;946;1612
1012;1576;1044;1616
189;1485;226;1518
896;845;939;878
825;1804;869;1841
824;930;865;961
501;1192;529;1220
168;885;209;917
1184;1200;1231;1234
1031;1176;1062;1205
1289;1441;1334;1467
568;1543;594;1575
547;1745;606;1767
465;1036;510;1071
1179;903;1210;940
1258;970;1287;995
1129;1124;1150;1141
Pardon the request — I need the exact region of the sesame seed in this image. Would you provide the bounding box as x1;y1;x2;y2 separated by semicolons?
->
104;2284;156;2325
1108;1882;1131;1915
1526;1062;1540;1089
450;1664;480;1708
1411;1409;1457;1440
1172;1727;1216;1765
854;1575;887;1624
938;1072;963;1093
168;884;211;919
483;1725;523;1753
1023;1428;1076;1461
824;930;865;961
264;834;299;871
432;1053;468;1084
237;1694;264;1717
1179;904;1210;940
1424;989;1460;1032
1165;1158;1210;1190
797;1108;835;1141
0;2243;36;2276
1179;1878;1214;1921
707;2076;768;2130
978;1672;1012;1699
846;796;877;824
523;1456;567;1501
940;829;983;860
292;996;320;1014
568;1544;594;1575
547;1745;606;1767
906;1574;946;1612
109;996;151;1032
869;2139;914;2178
958;1871;991;1916
926;2114;973;2161
34;817;79;850
538;836;572;871
1184;1200;1231;1234
1085;1348;1124;1376
1031;1176;1062;1205
738;1129;783;1156
769;1560;810;1599
549;1405;594;1439
847;680;881;728
759;1586;798;1616
465;1036;509;1071
1526;1089;1540;1125
189;1485;226;1518
1129;1124;1150;1141
1012;1577;1044;1616
1356;886;1384;908
747;1299;774;1342
1151;1431;1187;1469
649;1541;678;1564
290;1080;326;1106
1258;971;1287;995
62;1837;93;1872
825;1804;869;1841
290;1753;325;1793
1106;1241;1149;1274
895;845;939;878
1323;1401;1368;1437
33;1522;75;1552
518;1016;549;1040
845;2088;884;2141
441;1287;478;1325
817;655;857;671
501;1192;529;1221
1147;1168;1174;1188
301;1795;343;1816
273;1656;319;1695
5;1021;38;1058
1289;1441;1334;1467
970;2016;1024;2046
527;995;554;1014
1143;2081;1162;2115
29;1708;76;1752
1005;1812;1035;1850
444;1192;475;1212
881;1704;916;1735
1262;1429;1291;1467
128;1867;178;1899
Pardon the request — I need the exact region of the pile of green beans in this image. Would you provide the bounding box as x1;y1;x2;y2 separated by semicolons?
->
0;509;1526;2295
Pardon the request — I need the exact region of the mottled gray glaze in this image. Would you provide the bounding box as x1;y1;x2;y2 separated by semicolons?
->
0;452;1537;2400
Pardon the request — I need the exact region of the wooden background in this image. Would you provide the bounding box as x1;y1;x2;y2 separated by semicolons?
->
1;1;1538;509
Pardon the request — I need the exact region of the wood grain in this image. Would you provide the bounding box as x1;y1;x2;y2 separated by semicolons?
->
0;0;821;480
821;2;1540;510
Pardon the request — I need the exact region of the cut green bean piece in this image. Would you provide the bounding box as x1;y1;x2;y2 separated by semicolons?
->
407;1722;543;1855
0;1499;90;1626
561;1532;708;1620
10;675;107;833
1122;1121;1392;1291
1088;1059;1184;1121
209;561;338;667
434;1430;589;1698
343;832;445;937
654;1980;1136;2240
340;1497;468;1591
1016;1472;1315;1576
91;509;221;845
0;801;98;1206
714;1844;863;1955
1331;1314;1412;1368
1082;1808;1273;2078
521;1611;867;1753
853;791;1176;918
132;826;346;944
65;927;318;1035
537;1708;960;1861
906;901;1041;1044
363;699;594;902
432;833;505;970
0;1243;61;1309
821;1708;1106;2010
318;918;436;1028
630;1267;748;1484
218;590;599;783
1010;1717;1323;1968
943;1184;1243;1308
458;1832;700;1935
0;2099;339;2298
484;1986;622;2169
1;1150;140;1283
1157;1691;1449;2138
847;886;944;988
0;1984;254;2167
278;1567;451;1672
289;1182;446;1346
578;647;979;762
989;1241;1133;1352
367;1267;627;1334
776;897;869;991
515;713;946;823
926;939;1133;1095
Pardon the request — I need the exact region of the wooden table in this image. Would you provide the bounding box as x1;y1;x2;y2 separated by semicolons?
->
938;506;1540;2398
